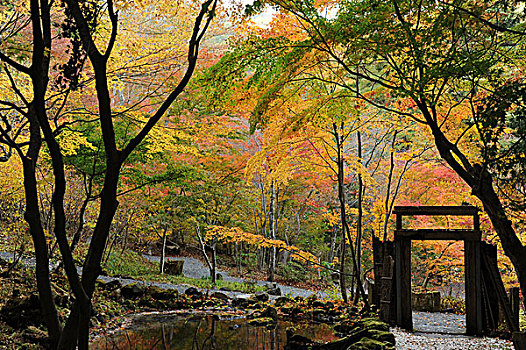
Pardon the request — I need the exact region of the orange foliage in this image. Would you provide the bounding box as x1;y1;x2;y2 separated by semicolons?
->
205;225;317;265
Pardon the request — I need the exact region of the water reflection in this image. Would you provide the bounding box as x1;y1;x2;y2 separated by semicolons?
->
92;314;337;350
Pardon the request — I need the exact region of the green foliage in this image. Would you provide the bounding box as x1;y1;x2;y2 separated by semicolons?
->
440;296;465;315
477;81;526;210
277;261;310;283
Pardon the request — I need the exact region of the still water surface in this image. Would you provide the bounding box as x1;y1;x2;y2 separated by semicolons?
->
92;313;337;350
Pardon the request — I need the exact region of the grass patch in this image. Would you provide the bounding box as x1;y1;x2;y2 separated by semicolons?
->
103;249;157;277
142;273;265;293
102;249;264;293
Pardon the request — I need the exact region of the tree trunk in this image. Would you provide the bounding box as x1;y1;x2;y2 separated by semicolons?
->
383;132;397;241
268;180;277;282
333;123;369;309
354;131;364;304
420;101;526;311
160;227;167;274
211;242;217;285
334;123;348;303
196;225;214;280
22;154;63;347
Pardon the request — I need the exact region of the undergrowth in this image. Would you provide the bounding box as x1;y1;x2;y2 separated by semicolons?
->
440;296;465;315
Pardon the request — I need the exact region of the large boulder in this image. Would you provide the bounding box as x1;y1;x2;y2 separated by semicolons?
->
97;278;122;291
274;296;293;307
121;283;146;299
148;286;177;300
164;260;184;275
264;282;281;296
211;291;229;301
260;306;278;320
412;291;440;312
0;294;41;329
232;294;256;308
348;337;394;350
185;287;202;298
255;291;269;302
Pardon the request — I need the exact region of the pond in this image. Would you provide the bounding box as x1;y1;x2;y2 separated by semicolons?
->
91;312;338;350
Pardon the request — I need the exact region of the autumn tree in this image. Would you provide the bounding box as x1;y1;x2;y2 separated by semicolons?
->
0;0;218;347
206;0;526;308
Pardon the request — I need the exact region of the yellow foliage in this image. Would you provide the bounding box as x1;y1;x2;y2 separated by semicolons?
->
205;225;317;265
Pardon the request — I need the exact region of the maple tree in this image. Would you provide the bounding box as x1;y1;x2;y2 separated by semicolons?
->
0;0;219;347
205;0;526;307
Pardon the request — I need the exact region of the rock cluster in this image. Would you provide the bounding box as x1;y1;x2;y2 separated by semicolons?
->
94;279;396;349
287;316;395;350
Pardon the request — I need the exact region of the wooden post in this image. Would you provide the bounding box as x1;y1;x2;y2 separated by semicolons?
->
379;255;394;323
481;242;499;331
372;236;382;310
395;238;412;330
465;240;482;335
510;287;520;330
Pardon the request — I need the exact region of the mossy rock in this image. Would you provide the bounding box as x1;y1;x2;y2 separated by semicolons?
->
347;337;394;350
367;330;395;345
260;306;278;320
211;291;229;301
121;283;145;298
96;278;122;291
334;321;358;334
164;260;184;275
275;296;293;307
255;291;270;302
357;318;389;332
247;317;276;327
0;294;42;329
148;286;177;300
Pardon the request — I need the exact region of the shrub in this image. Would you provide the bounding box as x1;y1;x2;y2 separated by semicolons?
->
441;296;465;315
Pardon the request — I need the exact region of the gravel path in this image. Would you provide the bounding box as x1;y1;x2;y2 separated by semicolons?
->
392;327;514;349
392;312;514;349
413;311;466;334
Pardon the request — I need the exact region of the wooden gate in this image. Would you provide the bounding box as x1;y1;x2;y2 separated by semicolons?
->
372;205;519;335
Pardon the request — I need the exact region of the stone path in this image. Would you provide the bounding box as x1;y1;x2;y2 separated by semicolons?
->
393;312;514;349
392;327;514;349
413;311;466;334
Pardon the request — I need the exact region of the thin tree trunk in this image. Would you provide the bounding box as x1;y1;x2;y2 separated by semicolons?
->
160;227;167;274
334;123;348;303
354;131;364;303
268;180;276;282
196;225;213;278
22;154;63;346
70;174;94;253
211;242;217;285
383;131;397;242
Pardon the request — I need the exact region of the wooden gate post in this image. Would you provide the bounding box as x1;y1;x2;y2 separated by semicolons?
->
395;238;412;330
465;240;482;335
